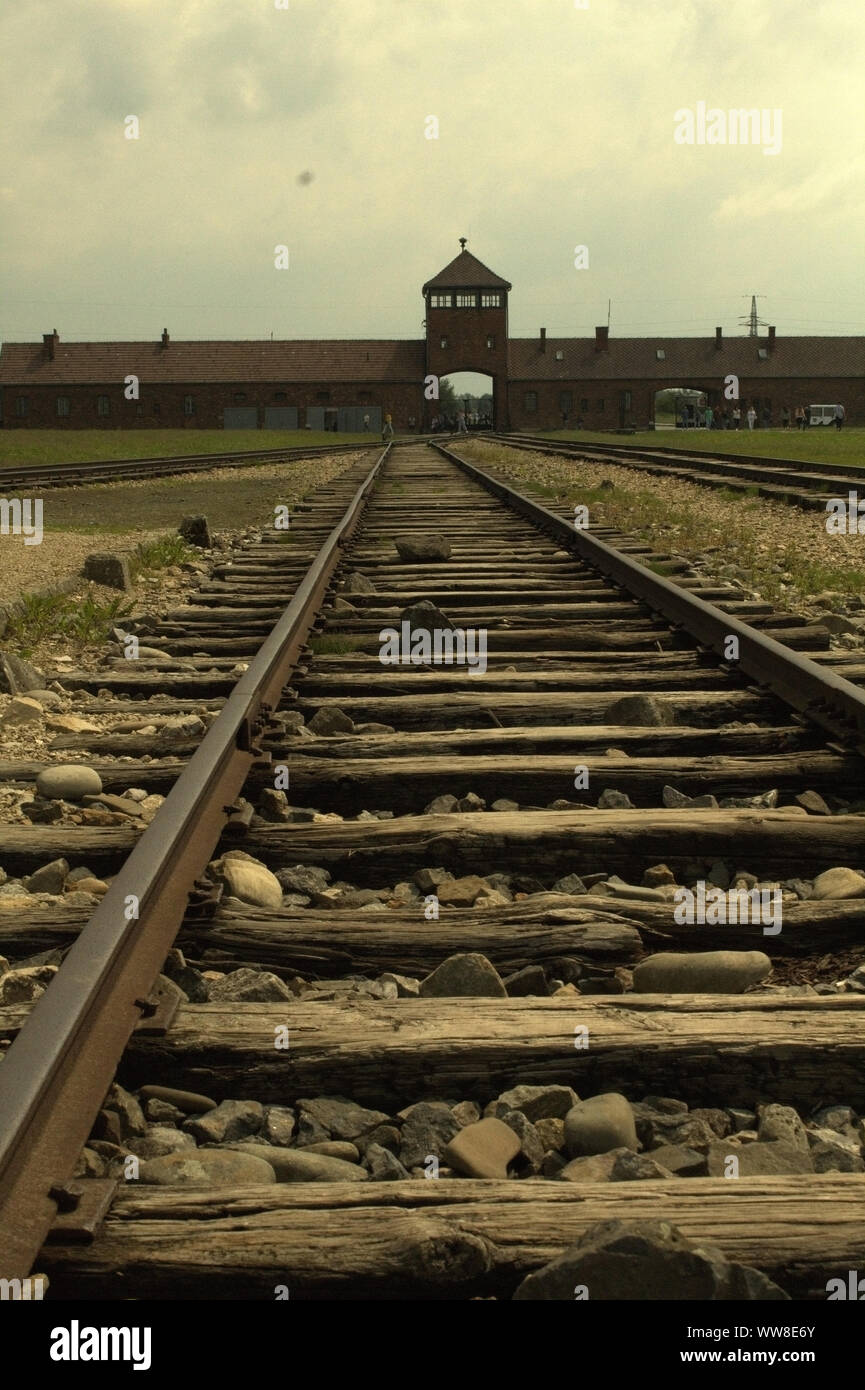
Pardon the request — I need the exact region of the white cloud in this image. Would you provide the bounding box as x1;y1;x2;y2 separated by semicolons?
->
0;0;862;342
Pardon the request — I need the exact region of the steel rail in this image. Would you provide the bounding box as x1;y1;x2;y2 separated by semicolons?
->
488;431;865;483
482;433;865;511
0;444;389;1278
435;442;865;752
0;441;375;492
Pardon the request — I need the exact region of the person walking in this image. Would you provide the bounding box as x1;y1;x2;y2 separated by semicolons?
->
362;413;370;432
705;405;713;429
795;406;805;430
781;405;790;430
746;405;757;430
834;403;846;431
761;406;771;429
381;413;394;443
732;406;741;429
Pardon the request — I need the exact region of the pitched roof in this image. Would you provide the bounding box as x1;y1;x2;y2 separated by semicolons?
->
509;335;865;381
422;249;512;293
0;339;427;386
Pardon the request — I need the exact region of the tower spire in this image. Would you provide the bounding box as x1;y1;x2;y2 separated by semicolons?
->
459;237;467;250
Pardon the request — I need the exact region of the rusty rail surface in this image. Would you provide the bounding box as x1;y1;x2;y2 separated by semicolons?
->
0;445;389;1278
0;440;376;493
483;431;865;510
436;441;865;752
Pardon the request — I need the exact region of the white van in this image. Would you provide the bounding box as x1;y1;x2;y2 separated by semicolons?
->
808;404;841;426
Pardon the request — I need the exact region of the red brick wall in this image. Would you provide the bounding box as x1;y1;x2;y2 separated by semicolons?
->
507;376;865;430
0;381;427;430
425;293;510;428
3;370;861;433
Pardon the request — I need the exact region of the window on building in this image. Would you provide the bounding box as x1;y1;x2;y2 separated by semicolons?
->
152;401;161;415
273;391;286;402
56;396;70;417
597;399;605;412
456;293;476;308
184;395;195;415
656;349;666;360
481;293;501;308
317;390;330;402
233;391;247;402
524;391;538;412
555;350;564;361
359;390;372;403
580;398;588;413
15;396;28;417
623;391;632;410
97;395;110;417
430;293;452;309
486;336;495;349
559;391;573;415
440;336;448;350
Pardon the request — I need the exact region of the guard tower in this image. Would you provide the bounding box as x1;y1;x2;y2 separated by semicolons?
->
422;239;511;428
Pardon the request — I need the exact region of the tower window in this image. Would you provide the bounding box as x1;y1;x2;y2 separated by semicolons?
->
456;293;476;308
555;350;564;361
481;293;501;308
430;293;452;309
440;336;448;350
656;349;665;360
486;336;495;349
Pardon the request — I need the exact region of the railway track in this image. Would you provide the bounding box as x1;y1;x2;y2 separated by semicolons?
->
0;439;372;492
1;439;865;1302
488;431;865;511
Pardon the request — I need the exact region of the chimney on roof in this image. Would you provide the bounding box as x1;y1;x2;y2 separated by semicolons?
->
539;327;546;352
161;328;170;349
715;326;723;350
768;325;776;352
42;330;59;361
594;325;609;352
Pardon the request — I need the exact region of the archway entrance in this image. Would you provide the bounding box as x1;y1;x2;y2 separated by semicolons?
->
654;386;720;430
431;372;494;434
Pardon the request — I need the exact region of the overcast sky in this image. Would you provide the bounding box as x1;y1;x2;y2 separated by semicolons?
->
1;0;862;346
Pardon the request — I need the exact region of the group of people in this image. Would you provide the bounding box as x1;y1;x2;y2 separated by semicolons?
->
677;402;846;431
676;403;765;430
429;411;492;433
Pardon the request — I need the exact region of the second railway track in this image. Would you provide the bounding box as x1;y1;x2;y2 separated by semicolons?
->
488;430;865;511
1;440;865;1300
